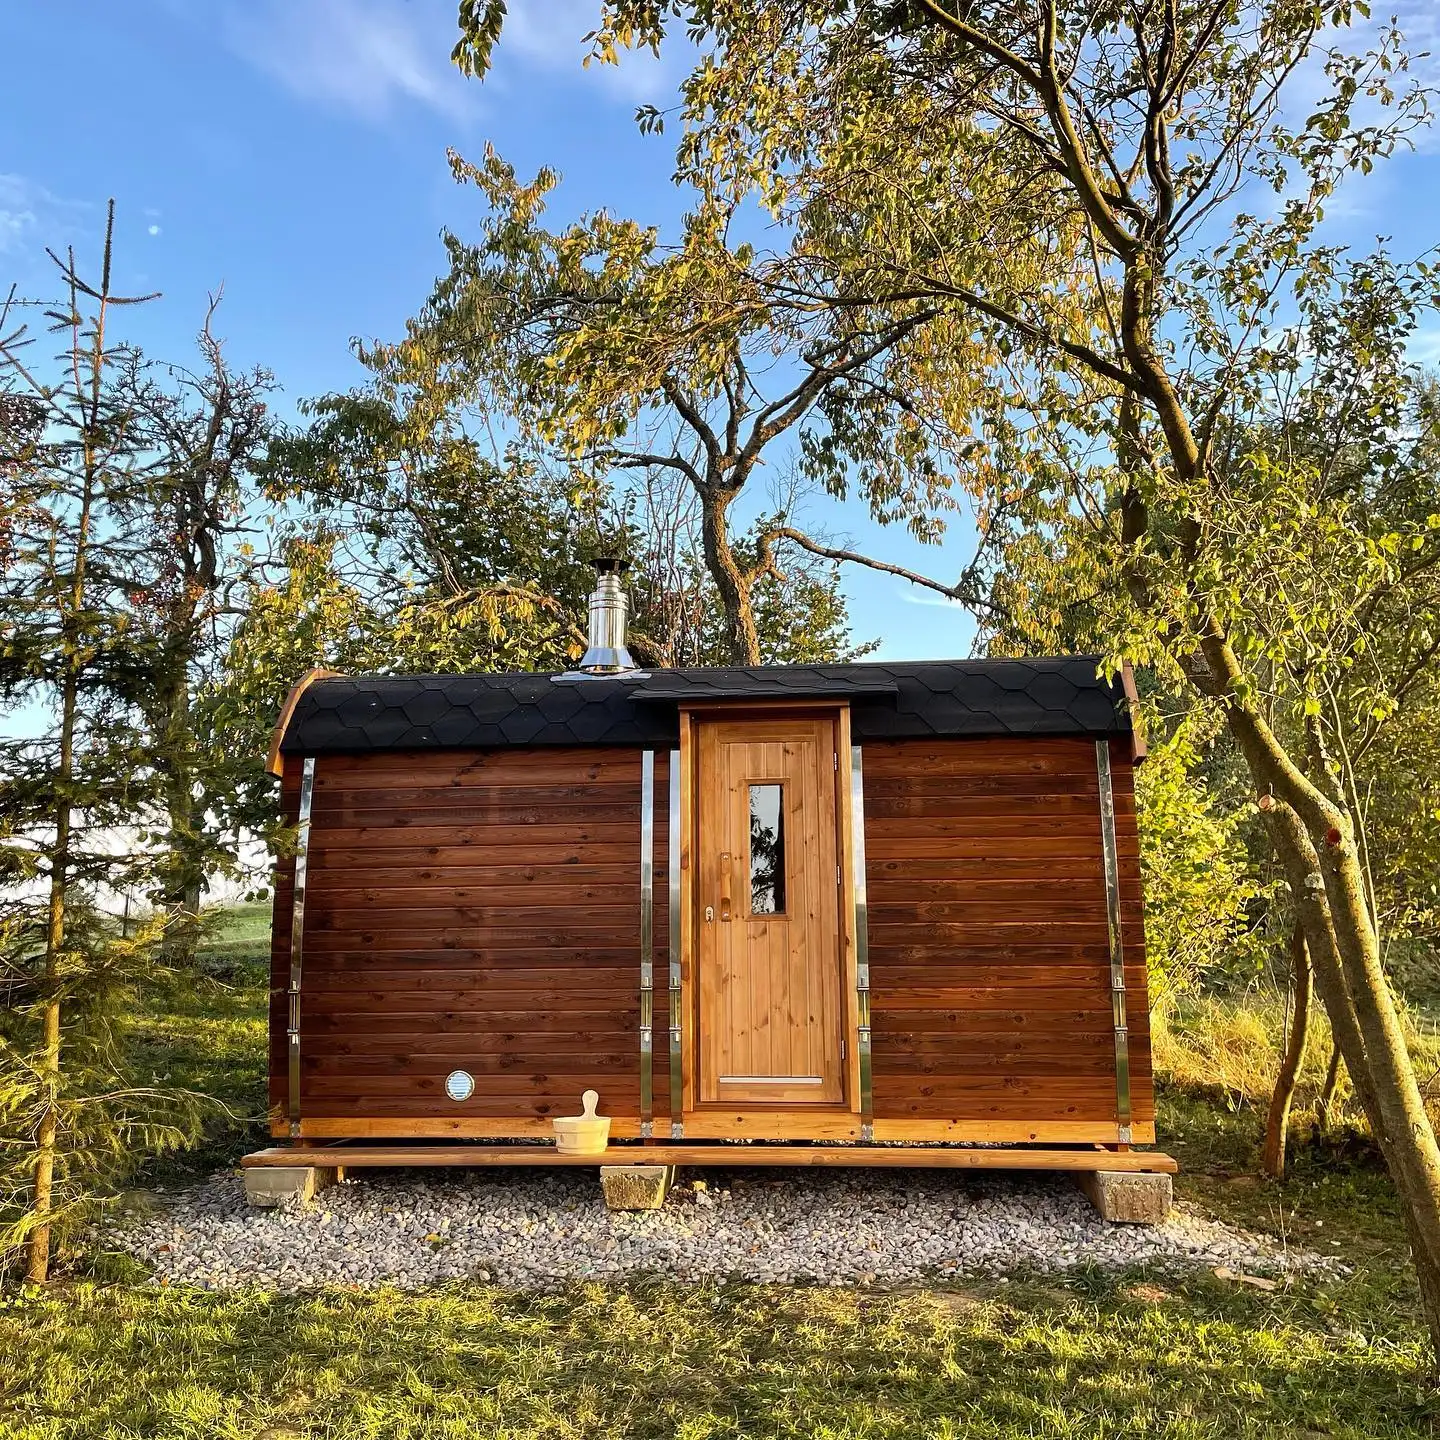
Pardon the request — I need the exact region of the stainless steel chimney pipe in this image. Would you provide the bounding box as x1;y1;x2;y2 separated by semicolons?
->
577;559;638;674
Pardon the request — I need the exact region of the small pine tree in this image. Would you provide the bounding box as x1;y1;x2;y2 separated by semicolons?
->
0;205;203;1282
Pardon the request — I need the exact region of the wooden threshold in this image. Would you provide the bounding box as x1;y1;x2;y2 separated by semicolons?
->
242;1142;1177;1174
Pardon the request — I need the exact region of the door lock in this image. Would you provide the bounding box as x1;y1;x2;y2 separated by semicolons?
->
704;905;715;923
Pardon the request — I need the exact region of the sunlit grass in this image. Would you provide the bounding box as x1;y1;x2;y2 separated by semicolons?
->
4;1276;1437;1439
1155;989;1440;1119
121;904;272;1183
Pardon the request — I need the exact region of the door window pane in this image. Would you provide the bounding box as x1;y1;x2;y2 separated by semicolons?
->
748;783;786;915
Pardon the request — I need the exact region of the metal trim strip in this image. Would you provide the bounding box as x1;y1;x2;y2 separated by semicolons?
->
1096;738;1133;1143
668;747;684;1138
639;750;655;1138
286;756;316;1136
851;745;875;1142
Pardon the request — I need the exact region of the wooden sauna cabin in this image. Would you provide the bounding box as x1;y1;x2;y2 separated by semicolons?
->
251;586;1169;1179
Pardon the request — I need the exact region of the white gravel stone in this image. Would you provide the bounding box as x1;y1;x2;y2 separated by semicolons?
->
102;1167;1341;1293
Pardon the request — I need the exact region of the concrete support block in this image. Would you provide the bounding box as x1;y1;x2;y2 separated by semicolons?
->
1077;1169;1173;1225
599;1164;673;1211
243;1165;342;1208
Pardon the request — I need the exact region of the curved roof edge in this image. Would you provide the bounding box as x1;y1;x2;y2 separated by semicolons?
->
267;667;343;778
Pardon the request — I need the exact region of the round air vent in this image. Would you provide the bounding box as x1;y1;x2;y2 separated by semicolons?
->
445;1070;475;1102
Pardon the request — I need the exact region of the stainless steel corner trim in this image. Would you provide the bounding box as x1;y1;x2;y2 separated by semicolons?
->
1096;739;1133;1137
668;747;684;1138
639;750;655;1136
851;745;874;1142
287;756;316;1135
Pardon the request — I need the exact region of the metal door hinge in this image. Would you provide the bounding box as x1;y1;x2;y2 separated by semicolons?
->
833;751;839;770
840;1039;847;1060
836;863;842;886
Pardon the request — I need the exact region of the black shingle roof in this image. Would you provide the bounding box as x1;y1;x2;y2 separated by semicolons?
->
277;658;1133;758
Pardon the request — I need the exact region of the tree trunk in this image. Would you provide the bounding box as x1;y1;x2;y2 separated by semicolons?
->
699;489;761;665
1114;294;1440;1348
1259;790;1440;1350
156;673;204;964
1118;325;1440;1345
1317;1042;1344;1129
158;798;203;964
1263;920;1312;1180
26;996;61;1285
28;663;76;1285
28;219;110;1284
894;0;1440;1350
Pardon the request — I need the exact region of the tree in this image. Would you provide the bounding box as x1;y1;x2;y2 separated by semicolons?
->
258;292;879;679
358;143;1004;663
105;307;275;958
0;208;201;1282
454;1;1440;1347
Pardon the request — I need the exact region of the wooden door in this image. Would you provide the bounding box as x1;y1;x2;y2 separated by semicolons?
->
695;714;845;1105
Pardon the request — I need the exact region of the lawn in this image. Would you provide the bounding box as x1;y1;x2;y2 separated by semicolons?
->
3;907;1438;1439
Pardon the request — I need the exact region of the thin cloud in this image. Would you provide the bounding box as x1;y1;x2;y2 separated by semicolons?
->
895;587;967;609
0;179;38;257
221;0;475;123
495;0;692;104
0;174;90;261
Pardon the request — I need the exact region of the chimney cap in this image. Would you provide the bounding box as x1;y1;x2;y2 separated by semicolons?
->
574;556;639;676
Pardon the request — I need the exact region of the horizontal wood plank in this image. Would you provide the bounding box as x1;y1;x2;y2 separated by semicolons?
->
870;857;1140;881
309;843;648;868
244;1142;1177;1174
302;1051;641;1074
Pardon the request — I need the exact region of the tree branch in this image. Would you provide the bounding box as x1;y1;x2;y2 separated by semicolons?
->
766;526;996;616
739;308;939;465
659;376;722;483
911;0;1045;92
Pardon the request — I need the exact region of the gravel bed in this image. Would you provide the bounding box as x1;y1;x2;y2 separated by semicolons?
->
103;1167;1342;1292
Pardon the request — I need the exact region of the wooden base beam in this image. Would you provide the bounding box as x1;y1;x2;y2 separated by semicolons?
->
269;1113;1156;1146
242;1142;1177;1174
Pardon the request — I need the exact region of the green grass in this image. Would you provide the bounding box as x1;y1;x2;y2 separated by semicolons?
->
4;1275;1437;1438
123;903;272;1183
8;907;1438;1437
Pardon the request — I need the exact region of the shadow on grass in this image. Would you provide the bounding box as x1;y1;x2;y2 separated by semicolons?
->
3;1277;1436;1440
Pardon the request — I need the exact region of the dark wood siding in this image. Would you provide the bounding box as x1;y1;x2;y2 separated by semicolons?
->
863;736;1153;1131
268;732;1151;1141
270;747;668;1134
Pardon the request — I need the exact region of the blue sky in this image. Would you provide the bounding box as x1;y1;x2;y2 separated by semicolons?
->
3;0;1438;663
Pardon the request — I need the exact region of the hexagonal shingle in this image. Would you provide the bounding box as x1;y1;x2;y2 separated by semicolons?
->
1024;670;1081;714
498;706;548;745
466;687;520;722
336;690;388;727
535;686;586;723
986;660;1040;693
915;664;960;694
401;687;455;726
431;710;480;745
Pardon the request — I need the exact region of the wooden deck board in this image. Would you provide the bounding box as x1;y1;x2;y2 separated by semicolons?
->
242;1142;1177;1174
